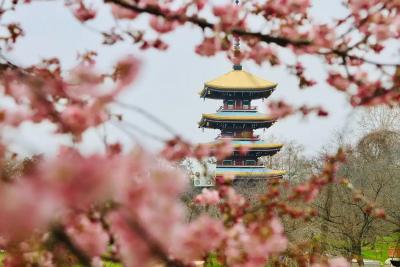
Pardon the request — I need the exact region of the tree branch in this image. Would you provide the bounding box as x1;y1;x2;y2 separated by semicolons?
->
105;0;310;47
125;216;188;267
52;226;92;267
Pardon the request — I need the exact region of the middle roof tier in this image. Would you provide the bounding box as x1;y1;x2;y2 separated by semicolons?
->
199;110;275;130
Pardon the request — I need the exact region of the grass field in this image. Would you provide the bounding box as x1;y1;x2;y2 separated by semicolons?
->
362;234;400;263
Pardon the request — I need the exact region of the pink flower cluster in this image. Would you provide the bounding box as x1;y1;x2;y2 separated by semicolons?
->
0;55;139;140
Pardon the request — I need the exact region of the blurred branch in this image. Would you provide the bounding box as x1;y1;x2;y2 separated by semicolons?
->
52;226;92;267
125;216;188;267
115;101;179;137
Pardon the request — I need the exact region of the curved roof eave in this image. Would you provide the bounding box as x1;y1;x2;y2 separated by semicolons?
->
201;114;275;121
215;170;286;177
204;70;278;90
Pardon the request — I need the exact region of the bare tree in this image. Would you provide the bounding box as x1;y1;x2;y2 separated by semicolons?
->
315;129;400;266
357;106;400;133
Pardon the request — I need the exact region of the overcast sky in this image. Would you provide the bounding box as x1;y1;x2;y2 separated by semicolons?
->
2;0;370;157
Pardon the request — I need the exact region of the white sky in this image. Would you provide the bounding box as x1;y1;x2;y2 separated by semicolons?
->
1;0;370;157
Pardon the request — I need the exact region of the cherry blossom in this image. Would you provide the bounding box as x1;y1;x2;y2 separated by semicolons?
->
194;188;220;205
71;1;96;22
0;0;398;266
66;214;109;257
195;37;224;57
110;3;138;20
149;16;178;34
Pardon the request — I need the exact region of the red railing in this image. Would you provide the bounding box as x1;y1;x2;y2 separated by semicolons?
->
217;106;257;112
216;134;260;140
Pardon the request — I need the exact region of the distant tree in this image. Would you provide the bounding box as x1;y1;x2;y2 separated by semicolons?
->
315;129;400;266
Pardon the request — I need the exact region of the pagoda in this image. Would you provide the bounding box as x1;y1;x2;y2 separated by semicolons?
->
197;63;285;186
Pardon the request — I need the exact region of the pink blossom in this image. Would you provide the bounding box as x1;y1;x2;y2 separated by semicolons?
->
66;215;109;257
160;138;192;161
114;55;140;90
195;37;222;57
195;188;220;205
238;145;250;156
0;180;63;242
213;4;242;30
72;1;96;22
194;0;206;10
249;44;280;66
68;65;103;98
60;104;107;138
311;24;336;49
268;101;294;119
108;212;153;267
327;72;350;91
213;138;233;160
224;219;287;267
173;215;225;263
110;3;138;19
193;143;211;159
224;187;247;213
328;257;350;267
38;147;120;209
149;16;177;34
348;0;379;13
264;0;311;17
1;108;31;127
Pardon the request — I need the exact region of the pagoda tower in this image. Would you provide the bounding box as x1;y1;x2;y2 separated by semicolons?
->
198;63;285;186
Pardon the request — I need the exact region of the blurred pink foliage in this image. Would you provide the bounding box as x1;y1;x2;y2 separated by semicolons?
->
0;0;399;266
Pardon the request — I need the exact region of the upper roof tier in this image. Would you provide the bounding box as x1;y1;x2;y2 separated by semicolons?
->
199;67;277;99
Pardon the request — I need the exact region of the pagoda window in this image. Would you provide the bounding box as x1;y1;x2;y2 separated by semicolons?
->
242;131;252;138
236;100;242;109
243;100;250;109
245;160;256;166
227;100;234;109
235;159;243;165
223;131;233;137
223;160;233;166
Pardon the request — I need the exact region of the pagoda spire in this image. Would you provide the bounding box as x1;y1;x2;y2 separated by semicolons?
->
233;0;242;71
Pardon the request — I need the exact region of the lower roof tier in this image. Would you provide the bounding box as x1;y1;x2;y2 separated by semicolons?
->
211;140;283;157
199;111;275;129
216;166;285;178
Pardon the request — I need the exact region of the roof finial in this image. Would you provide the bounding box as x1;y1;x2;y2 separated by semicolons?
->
233;0;242;71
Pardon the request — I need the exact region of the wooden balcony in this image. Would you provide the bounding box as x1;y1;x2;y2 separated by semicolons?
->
217;105;257;112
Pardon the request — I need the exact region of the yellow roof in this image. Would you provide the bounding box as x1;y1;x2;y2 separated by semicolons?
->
205;69;277;90
231;143;283;149
202;113;273;121
215;170;286;177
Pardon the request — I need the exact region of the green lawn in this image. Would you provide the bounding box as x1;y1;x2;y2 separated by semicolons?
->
362;234;400;263
103;261;122;267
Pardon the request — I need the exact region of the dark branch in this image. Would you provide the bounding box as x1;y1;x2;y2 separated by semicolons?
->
105;0;311;47
52;226;92;267
125;216;188;267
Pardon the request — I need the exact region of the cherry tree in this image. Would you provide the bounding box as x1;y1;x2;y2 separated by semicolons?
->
0;0;399;266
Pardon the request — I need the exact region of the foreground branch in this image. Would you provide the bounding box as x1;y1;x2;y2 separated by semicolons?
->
106;0;310;47
125;217;188;267
52;227;92;267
